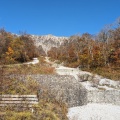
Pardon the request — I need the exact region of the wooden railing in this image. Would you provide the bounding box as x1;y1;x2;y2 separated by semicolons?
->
0;95;38;108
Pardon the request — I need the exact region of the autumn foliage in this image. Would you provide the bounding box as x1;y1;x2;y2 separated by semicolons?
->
0;29;39;64
47;19;120;79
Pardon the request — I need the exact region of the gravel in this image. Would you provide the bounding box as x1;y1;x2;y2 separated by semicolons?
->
67;103;120;120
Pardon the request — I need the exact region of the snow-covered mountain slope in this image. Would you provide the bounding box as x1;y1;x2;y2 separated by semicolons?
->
31;34;68;54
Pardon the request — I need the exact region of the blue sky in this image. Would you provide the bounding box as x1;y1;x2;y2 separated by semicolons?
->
0;0;120;36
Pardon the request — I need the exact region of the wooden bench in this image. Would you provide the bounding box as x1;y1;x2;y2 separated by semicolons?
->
0;95;39;112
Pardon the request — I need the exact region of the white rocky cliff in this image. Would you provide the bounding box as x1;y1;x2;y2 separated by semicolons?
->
31;34;68;54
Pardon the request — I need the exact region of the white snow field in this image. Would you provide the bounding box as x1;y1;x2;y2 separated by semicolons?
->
67;103;120;120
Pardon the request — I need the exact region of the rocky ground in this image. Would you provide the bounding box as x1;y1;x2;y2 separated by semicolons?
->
67;103;120;120
45;57;120;120
54;61;120;91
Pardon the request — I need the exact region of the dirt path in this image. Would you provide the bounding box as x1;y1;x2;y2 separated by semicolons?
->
45;57;120;120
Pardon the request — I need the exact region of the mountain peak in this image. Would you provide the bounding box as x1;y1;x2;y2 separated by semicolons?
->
31;34;68;54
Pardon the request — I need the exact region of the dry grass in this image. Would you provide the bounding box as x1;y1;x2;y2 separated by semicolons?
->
0;57;55;75
66;61;80;68
0;92;68;120
0;56;68;120
83;67;120;81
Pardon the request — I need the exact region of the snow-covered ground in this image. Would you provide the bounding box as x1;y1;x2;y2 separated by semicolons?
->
67;103;120;120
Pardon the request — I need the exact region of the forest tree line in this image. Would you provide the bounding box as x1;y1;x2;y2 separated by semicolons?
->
0;18;120;71
0;29;39;64
48;18;120;70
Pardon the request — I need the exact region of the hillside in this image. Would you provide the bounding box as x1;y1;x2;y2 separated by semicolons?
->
31;34;68;54
0;18;120;120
